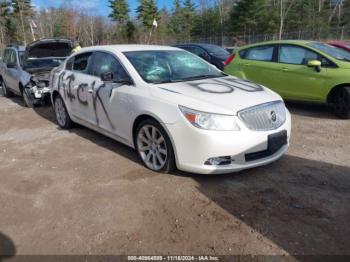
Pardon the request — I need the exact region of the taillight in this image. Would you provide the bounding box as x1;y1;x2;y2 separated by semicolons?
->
224;53;235;66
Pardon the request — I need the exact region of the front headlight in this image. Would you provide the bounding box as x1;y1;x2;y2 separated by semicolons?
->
179;106;240;131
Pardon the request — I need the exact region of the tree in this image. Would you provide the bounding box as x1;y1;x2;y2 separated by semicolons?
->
11;0;33;44
182;0;196;40
109;0;130;40
0;0;11;47
109;0;129;25
229;0;269;38
136;0;159;30
125;20;136;42
278;0;296;39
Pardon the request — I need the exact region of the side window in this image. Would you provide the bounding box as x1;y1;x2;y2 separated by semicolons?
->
66;57;74;70
7;50;18;65
2;50;9;63
244;45;274;61
320;56;336;68
279;45;318;65
73;52;92;74
91;52;130;81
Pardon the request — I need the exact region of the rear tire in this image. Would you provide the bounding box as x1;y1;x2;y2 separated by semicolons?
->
333;86;350;119
54;95;73;129
135;119;176;173
1;79;13;98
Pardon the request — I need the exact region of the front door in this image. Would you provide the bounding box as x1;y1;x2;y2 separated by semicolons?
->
88;51;133;140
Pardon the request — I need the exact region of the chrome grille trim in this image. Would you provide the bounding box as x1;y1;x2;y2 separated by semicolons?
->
238;101;286;131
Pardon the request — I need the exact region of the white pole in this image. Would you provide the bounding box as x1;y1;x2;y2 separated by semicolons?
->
148;25;154;44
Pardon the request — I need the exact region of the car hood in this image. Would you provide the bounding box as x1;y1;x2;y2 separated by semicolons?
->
151;76;283;115
25;38;73;59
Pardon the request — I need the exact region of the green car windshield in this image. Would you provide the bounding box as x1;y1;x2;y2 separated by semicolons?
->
124;50;224;84
309;42;350;62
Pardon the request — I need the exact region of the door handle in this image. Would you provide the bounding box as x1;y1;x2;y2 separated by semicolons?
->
88;89;93;94
281;68;289;72
244;63;250;66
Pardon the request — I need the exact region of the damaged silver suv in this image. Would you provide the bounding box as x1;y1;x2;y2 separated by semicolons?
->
0;38;73;107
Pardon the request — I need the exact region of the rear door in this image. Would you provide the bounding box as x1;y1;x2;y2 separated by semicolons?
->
275;44;330;101
239;45;281;91
61;52;97;125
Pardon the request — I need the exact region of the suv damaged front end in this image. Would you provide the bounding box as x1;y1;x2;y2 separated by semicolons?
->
24;69;52;104
22;38;73;105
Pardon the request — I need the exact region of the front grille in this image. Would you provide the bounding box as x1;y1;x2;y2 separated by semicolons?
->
238;101;286;131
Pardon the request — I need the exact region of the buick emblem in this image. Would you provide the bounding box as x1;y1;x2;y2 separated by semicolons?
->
270;111;277;122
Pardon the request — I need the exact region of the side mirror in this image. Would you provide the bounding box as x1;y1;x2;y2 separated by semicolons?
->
101;71;114;82
307;60;322;72
101;71;132;85
7;63;17;69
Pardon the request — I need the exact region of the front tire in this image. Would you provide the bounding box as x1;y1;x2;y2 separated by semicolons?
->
22;88;35;108
1;80;13;98
333;87;350;119
135;119;176;173
54;95;73;129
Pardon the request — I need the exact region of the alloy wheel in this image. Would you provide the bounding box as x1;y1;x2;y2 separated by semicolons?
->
55;97;67;127
137;125;168;171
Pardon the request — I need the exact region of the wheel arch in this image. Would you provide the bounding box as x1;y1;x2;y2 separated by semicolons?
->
51;90;60;101
132;114;163;146
327;83;350;104
132;114;178;165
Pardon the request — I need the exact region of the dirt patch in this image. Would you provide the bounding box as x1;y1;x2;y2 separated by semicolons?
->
0;92;349;257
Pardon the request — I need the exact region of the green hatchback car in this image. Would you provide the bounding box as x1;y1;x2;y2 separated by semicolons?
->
224;40;350;119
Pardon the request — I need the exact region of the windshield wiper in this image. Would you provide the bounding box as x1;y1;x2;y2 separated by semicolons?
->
153;73;227;84
172;74;226;82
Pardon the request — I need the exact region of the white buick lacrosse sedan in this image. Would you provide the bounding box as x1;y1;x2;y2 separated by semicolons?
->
50;45;291;174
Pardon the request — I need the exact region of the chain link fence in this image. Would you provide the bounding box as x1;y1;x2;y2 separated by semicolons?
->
169;27;350;48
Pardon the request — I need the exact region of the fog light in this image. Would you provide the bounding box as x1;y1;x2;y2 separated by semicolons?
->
205;156;233;166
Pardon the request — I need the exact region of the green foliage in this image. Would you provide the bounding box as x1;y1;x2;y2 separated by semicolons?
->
109;0;130;25
10;0;33;44
125;20;136;42
136;0;160;30
168;0;196;41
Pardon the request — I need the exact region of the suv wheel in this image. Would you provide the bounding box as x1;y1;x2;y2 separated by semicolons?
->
22;88;35;108
333;86;350;119
1;80;13;98
54;95;73;129
135;119;176;173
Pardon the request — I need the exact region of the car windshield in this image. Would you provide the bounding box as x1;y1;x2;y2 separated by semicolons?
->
24;58;65;69
202;44;230;57
124;50;224;84
309;42;350;61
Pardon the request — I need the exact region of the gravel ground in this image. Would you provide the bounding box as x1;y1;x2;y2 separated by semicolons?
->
0;88;350;260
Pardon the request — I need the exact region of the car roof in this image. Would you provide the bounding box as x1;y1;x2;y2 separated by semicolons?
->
238;40;317;49
77;45;181;53
174;43;219;48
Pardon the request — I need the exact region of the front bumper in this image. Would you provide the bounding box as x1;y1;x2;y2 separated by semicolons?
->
165;110;291;174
